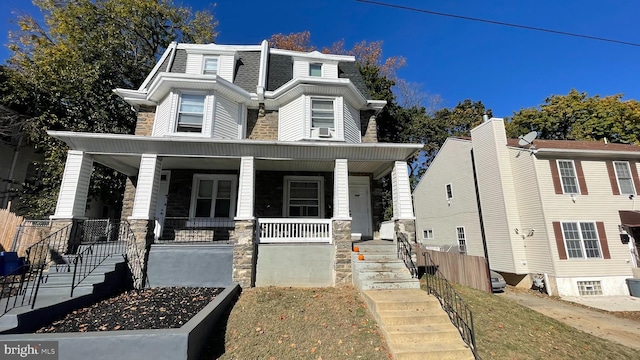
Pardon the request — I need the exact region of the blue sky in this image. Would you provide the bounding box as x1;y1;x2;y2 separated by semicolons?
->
1;0;639;118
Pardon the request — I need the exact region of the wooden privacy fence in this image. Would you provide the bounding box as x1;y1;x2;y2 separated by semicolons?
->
417;245;491;293
0;209;23;252
0;209;52;257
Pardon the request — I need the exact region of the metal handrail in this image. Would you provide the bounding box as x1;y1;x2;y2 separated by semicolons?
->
423;250;480;359
0;224;72;314
396;232;418;278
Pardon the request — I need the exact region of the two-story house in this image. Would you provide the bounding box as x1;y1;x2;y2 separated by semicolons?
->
47;41;421;288
414;117;640;297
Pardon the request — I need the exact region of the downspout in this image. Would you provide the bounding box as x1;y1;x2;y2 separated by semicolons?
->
470;148;492;292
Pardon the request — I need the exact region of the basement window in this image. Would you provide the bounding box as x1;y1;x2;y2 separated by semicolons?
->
577;280;602;296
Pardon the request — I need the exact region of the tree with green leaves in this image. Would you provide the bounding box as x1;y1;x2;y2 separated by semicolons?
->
505;89;640;143
2;0;217;217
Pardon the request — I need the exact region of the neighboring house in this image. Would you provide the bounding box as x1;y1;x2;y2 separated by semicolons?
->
414;117;640;297
47;41;421;288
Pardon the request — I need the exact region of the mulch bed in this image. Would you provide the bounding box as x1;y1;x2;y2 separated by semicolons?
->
37;287;223;333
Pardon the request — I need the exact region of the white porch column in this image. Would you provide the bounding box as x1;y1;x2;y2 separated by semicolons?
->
391;161;415;219
333;159;351;220
130;154;163;220
235;156;255;220
52;150;93;219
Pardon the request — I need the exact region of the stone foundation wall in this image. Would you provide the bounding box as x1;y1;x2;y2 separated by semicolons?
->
135;105;156;136
232;220;255;288
333;220;352;285
360;111;377;143
394;219;416;245
120;177;137;221
127;219;154;288
248;106;278;140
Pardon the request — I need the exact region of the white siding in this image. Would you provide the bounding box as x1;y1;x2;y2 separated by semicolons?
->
324;63;338;78
131;154;162;219
343;101;361;143
536;158;635;278
333;159;350;219
166;92;179;134
279;96;305;141
218;55;235;82
293;60;309;78
53;150;93;218
392;161;414;219
235;156;255;220
152;94;173;136
212;95;240;139
185;53;204;74
202;93;215;136
334;97;344;141
413;139;484;255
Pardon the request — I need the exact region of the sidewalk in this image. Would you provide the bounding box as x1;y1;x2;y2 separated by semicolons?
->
502;292;640;351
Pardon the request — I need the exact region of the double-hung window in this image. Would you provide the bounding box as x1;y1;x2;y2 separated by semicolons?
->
177;94;206;133
557;160;579;194
445;183;453;200
285;176;323;218
309;63;322;77
614;161;635;195
191;175;237;218
311;99;334;129
561;222;601;259
423;229;434;240
456;226;466;254
203;57;218;75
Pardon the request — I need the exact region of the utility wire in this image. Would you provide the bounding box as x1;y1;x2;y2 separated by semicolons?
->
356;0;640;47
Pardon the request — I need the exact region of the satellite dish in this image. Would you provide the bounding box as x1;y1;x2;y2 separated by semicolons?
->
518;131;538;147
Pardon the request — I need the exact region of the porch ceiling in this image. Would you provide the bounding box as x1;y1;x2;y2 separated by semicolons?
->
49;131;422;179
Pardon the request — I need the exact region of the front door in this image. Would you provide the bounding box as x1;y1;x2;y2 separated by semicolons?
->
349;179;372;237
154;171;171;240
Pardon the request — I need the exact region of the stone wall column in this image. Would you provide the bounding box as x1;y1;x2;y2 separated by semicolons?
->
333;220;352;286
232;219;256;288
126;219;154;288
394;218;416;244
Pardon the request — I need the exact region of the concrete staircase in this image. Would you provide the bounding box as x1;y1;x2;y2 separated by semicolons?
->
0;244;129;333
352;241;420;290
362;289;474;360
352;241;474;359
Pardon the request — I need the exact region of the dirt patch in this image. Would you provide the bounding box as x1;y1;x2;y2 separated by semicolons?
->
37;287;223;333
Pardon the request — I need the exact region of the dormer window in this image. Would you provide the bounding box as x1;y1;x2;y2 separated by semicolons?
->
177;93;206;133
311;99;334;129
309;63;322;77
203;57;218;75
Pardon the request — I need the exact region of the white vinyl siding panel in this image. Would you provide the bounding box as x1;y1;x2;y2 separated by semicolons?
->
236;156;255;219
218;55;235;82
186;53;204;74
343;101;361;143
536;159;632;277
391;161;414;219
212;95;239;139
413;139;483;255
54;151;93;218
152;94;173;136
323;63;338;78
333;159;350;219
279;96;305;141
131;154;162;219
293;60;309;78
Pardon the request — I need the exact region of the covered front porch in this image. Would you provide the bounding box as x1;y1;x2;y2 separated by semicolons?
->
48;131;421;287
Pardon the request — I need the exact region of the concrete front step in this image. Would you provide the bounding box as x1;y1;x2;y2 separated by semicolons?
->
357;270;414;280
355;245;396;253
385;324;463;343
392;342;474;360
377;309;452;326
359;279;420;290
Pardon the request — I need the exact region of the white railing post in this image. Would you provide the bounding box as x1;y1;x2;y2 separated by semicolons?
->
256;218;333;244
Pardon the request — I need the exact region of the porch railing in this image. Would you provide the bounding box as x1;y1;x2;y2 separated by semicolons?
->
397;232;418;278
257;218;332;243
0;224;72;315
422;250;479;359
156;217;234;243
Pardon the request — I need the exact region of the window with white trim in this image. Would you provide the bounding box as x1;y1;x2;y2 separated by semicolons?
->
190;174;237;218
177;93;206;133
561;222;601;259
456;226;466;254
423;229;434;240
311;98;335;129
614;161;635;195
284;176;324;218
557;160;579;194
203;57;218;75
445;183;453;200
309;63;322;77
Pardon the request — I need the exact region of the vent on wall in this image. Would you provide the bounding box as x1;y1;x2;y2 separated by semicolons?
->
577;280;602;295
318;127;331;137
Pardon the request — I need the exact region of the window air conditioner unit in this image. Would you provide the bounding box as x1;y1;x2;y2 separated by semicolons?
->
318;127;331;137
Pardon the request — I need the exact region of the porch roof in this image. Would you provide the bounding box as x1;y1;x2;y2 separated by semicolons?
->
48;131;423;179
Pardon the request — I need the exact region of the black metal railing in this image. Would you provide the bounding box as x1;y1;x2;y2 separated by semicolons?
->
0;224;72;314
156;217;234;243
70;220;127;296
397;232;418;278
423;250;479;359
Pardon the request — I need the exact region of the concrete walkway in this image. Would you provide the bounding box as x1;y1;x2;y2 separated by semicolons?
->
502;292;640;351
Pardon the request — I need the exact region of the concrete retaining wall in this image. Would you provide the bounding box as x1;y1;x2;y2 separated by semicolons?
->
0;284;240;360
147;244;233;287
255;244;334;287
